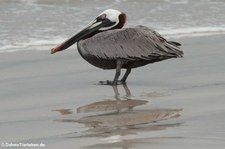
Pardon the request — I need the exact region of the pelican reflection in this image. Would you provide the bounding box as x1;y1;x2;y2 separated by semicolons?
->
77;85;147;113
53;85;182;136
76;85;181;129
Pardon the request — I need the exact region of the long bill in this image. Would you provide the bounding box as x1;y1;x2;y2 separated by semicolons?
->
51;19;113;54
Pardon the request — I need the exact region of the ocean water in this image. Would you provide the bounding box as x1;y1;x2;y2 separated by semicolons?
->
1;0;225;52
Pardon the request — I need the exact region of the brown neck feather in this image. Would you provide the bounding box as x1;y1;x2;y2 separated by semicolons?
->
112;13;127;29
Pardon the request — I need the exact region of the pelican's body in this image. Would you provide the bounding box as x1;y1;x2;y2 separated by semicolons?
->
78;26;182;70
51;9;183;85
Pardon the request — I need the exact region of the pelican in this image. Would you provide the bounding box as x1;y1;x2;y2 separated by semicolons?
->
51;9;183;85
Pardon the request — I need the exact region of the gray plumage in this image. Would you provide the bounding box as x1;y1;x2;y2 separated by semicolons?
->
77;26;183;70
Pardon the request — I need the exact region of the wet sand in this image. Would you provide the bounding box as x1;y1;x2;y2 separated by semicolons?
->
1;35;225;148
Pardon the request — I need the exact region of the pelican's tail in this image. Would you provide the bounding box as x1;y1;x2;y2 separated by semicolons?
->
165;41;184;58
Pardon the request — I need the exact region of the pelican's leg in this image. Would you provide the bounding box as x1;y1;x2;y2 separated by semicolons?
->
99;60;123;85
112;60;122;85
121;68;131;83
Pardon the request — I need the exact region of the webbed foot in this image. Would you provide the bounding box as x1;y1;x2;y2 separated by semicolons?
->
99;80;126;85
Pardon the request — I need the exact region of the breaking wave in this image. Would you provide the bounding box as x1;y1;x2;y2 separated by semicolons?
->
159;27;225;38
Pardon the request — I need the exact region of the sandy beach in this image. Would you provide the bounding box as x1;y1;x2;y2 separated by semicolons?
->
0;34;225;148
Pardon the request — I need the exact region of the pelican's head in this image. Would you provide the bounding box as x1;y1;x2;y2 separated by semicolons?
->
51;9;126;54
96;9;126;30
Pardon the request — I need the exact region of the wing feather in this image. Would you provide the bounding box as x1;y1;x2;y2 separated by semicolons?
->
78;26;183;60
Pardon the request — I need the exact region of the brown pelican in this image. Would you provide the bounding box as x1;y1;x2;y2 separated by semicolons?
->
51;9;183;85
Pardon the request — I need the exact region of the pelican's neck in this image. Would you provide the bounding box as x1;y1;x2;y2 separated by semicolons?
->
112;13;126;30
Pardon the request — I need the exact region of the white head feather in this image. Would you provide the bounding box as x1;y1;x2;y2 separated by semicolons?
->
98;9;122;30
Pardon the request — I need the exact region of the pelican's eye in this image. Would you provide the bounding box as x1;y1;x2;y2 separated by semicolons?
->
96;14;107;22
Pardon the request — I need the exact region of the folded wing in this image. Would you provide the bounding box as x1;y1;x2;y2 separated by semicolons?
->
78;26;183;61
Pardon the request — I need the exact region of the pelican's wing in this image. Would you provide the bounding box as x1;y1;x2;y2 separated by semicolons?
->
78;26;183;60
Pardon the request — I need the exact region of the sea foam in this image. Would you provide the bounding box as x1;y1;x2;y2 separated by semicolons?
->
0;37;66;53
159;27;225;38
